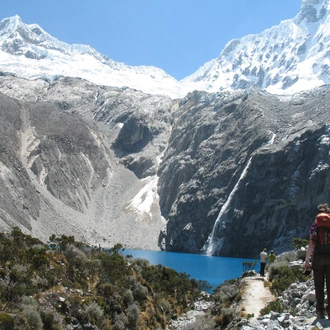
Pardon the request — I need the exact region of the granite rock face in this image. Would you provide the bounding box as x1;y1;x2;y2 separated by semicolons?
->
0;75;329;257
158;89;330;257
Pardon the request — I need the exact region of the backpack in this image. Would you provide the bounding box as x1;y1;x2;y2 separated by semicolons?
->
313;212;330;252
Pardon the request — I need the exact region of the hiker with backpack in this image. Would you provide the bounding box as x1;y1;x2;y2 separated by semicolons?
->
304;203;330;319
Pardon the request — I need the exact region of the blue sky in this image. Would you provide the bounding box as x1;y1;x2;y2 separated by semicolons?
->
2;0;302;80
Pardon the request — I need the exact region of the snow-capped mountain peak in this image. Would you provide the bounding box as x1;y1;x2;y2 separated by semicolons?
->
1;0;330;97
0;15;190;98
0;14;69;56
183;0;330;95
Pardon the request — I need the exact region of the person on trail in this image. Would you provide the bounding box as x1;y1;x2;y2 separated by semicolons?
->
260;248;268;276
268;250;276;263
304;203;330;319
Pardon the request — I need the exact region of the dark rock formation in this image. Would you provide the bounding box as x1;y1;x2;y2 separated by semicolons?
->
158;88;330;258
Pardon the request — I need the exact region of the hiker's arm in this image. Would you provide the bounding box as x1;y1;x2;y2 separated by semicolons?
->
304;235;314;269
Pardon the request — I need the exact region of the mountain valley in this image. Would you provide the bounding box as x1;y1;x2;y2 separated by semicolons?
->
0;0;329;257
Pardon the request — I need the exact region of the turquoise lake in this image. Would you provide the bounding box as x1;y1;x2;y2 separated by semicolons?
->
124;249;258;292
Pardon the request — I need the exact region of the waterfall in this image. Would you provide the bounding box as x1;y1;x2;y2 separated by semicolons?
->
203;157;253;256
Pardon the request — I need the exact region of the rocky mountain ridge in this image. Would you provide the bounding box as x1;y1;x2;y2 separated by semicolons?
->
0;74;329;258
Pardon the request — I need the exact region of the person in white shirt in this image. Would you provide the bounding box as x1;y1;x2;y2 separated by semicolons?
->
260;248;268;276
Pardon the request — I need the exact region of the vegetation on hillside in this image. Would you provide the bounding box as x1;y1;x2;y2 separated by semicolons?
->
0;228;312;330
0;228;201;329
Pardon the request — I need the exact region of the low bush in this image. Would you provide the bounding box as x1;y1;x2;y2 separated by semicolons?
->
113;313;128;330
40;311;61;330
260;299;286;315
133;282;148;301
23;305;43;330
213;279;240;304
0;312;14;330
292;238;309;250
122;289;134;306
127;302;139;329
197;279;212;291
268;262;307;295
83;301;104;323
215;307;236;327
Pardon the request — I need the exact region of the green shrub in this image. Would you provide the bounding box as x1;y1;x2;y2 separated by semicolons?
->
0;312;14;330
40;311;61;330
133;282;148;301
113;320;125;330
0;230;204;329
127;302;139;329
113;313;128;330
268;262;307;295
98;282;115;297
23;305;43;330
96;252;131;287
123;289;134;306
21;295;38;307
216;307;235;327
25;245;49;270
83;301;104;322
213;280;240;304
12;314;30;329
48;234;75;252
270;266;294;295
3;264;32;305
292;238;309;250
197;279;212;291
21;296;44;329
157;297;171;315
260;299;286;315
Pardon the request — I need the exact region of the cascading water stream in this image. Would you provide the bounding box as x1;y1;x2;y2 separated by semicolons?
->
203;157;252;256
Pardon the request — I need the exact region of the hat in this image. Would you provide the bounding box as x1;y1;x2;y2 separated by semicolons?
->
271;250;274;253
263;248;267;251
318;203;328;213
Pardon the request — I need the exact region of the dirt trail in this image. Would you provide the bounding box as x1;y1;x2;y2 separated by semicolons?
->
240;276;275;319
240;276;330;329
